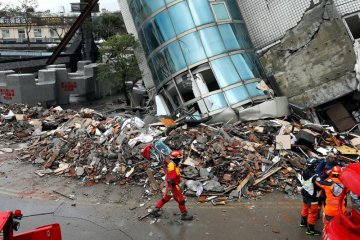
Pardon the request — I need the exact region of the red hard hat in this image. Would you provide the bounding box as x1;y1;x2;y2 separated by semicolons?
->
171;150;182;159
332;166;342;175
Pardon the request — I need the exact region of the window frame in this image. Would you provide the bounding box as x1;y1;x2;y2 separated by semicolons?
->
210;2;231;22
1;29;10;38
18;29;25;39
343;13;360;41
33;28;42;38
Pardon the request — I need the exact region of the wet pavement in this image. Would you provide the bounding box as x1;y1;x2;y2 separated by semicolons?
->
0;150;322;240
0;191;322;240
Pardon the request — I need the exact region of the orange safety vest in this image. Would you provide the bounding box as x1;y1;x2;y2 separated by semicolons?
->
316;177;346;217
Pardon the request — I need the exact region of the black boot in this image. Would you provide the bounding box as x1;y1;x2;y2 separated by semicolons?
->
306;224;321;236
181;212;193;221
150;208;161;218
300;216;307;227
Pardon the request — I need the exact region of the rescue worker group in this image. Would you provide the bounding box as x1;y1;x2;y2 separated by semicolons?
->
300;150;350;236
141;140;358;237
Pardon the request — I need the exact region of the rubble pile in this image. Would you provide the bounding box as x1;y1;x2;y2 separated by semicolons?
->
1;103;359;202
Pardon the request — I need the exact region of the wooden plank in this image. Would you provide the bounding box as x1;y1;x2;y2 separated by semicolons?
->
146;168;160;191
236;173;252;193
254;167;282;186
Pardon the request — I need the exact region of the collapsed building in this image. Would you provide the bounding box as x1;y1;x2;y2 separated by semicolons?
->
118;0;360;130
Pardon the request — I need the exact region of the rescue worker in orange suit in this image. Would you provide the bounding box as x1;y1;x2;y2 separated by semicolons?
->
300;157;322;236
315;166;346;229
150;150;193;221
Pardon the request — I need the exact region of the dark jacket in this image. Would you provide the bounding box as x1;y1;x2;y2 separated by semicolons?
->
316;158;345;180
301;167;321;204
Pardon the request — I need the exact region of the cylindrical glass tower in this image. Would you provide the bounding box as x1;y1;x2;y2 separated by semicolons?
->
128;0;268;116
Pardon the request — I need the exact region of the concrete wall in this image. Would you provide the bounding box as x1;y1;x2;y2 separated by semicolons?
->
260;3;358;108
237;0;360;49
0;61;107;106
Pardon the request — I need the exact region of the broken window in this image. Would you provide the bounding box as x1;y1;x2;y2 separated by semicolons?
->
164;80;182;108
345;15;360;40
175;75;195;102
159;89;175;114
197;68;220;92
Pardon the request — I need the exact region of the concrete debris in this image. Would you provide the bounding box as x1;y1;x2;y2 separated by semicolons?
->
0;103;359;204
1;148;13;153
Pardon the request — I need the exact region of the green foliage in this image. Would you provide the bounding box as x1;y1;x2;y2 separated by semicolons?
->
98;34;141;95
92;13;126;40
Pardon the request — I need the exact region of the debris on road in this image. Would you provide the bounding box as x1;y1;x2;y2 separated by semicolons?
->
0;103;359;203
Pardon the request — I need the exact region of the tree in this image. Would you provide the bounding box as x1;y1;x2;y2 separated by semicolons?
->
0;2;8;15
98;34;142;104
92;12;126;40
16;0;39;47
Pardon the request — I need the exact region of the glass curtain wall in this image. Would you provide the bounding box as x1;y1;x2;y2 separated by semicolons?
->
128;0;268;114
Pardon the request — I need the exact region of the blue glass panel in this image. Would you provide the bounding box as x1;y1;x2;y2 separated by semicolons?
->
168;2;195;34
245;82;266;97
150;42;187;85
218;24;240;51
129;0;145;28
204;93;228;111
152;51;171;82
232;24;253;49
143;20;161;54
212;3;230;21
149;59;160;86
210;56;240;88
199;26;226;57
143;0;165;17
187;0;214;26
162;41;187;73
179;32;207;65
165;0;176;3
245;53;265;78
138;29;150;56
231;53;263;81
224;86;250;105
225;0;242;20
154;11;176;42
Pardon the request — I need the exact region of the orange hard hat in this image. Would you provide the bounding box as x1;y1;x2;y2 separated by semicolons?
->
332;166;342;175
171;150;182;159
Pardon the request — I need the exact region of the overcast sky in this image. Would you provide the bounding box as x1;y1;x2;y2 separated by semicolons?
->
3;0;120;13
